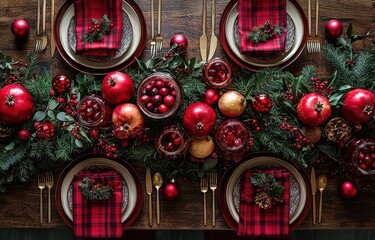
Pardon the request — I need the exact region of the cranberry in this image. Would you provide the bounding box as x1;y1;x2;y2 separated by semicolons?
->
159;87;169;96
164;95;175;107
161;132;182;152
158;104;168;113
77;95;111;128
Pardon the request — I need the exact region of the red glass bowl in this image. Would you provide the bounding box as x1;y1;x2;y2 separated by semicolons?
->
155;125;188;159
76;95;112;128
202;58;233;89
345;138;375;176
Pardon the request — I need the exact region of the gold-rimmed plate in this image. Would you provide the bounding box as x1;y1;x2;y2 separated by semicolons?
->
220;0;307;71
54;0;146;75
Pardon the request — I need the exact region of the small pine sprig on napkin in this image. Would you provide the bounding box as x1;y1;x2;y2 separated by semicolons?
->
81;14;113;43
250;172;285;209
78;177;114;200
248;20;285;44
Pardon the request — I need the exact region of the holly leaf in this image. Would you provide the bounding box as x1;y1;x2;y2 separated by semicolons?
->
203;158;218;171
329;93;344;106
136;58;148;72
33;111;46;121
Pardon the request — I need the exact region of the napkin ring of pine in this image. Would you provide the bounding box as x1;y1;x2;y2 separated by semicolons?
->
81;14;114;43
247;20;285;45
78;177;114;200
250;172;285;209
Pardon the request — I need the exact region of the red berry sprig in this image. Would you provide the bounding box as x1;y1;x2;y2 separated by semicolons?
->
93;138;117;158
283;84;295;101
310;77;333;96
279;118;310;150
81;14;113;43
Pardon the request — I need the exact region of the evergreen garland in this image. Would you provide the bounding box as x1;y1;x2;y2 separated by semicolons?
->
0;24;374;191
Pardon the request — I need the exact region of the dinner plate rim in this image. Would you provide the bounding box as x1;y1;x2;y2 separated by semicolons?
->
54;0;146;75
55;154;143;230
219;0;307;71
218;151;312;231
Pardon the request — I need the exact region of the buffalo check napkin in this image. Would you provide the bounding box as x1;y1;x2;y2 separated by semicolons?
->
238;168;290;239
238;0;287;55
73;169;122;239
74;0;123;57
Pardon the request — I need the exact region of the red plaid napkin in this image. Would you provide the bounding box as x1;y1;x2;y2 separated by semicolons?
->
73;169;123;239
238;0;287;54
237;168;290;239
74;0;123;57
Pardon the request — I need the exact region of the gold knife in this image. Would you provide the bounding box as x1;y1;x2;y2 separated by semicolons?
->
50;0;55;57
311;167;317;225
146;168;153;227
207;0;217;60
199;0;207;61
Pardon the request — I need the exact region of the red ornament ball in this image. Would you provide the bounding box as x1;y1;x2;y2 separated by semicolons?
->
11;19;30;38
325;19;343;40
338;180;358;199
52;74;71;94
18;129;30;141
163;179;179;200
170;34;188;52
203;89;220;106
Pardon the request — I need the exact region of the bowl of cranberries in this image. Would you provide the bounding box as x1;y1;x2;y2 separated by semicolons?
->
137;72;182;119
202;58;233;89
155;125;188;159
345;138;375;176
215;119;251;162
76;95;112;128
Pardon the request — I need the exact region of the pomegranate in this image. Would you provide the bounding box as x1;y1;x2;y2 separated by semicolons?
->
102;71;135;105
112;103;144;139
52;74;71;93
251;93;273;114
0;84;35;124
297;93;331;126
182;102;216;138
218;91;247;117
188;136;215;159
341;89;375;123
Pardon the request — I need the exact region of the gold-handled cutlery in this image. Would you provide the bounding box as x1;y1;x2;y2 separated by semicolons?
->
50;0;55;57
37;173;46;224
155;0;163;52
152;172;163;225
207;0;217;60
200;176;208;226
45;171;54;223
146;168;153;227
306;0;320;52
310;167;317;225
199;0;208;61
150;0;156;58
317;175;327;224
209;173;217;227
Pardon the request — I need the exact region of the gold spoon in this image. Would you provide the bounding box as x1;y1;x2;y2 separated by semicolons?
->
317;175;327;224
152;172;163;225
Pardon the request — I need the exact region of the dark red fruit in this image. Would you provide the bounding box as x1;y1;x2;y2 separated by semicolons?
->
52;74;71;94
251;94;273;114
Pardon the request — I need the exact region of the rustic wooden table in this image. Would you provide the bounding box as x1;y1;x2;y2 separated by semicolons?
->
0;0;374;232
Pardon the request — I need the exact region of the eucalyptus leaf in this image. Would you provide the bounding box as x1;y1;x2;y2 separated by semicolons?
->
75;139;83;148
56;112;67;121
47;110;56;120
33;111;46;121
48;99;59;110
65;115;75;122
66;124;75;131
5;141;15;150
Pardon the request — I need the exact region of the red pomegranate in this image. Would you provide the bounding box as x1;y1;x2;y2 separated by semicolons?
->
297;93;331;126
182;102;216;138
341;89;375;123
102;71;135;105
0;84;35;124
112;103;144;139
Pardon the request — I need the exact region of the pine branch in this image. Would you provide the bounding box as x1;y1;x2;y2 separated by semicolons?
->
352;51;375;88
0;146;26;172
14;158;36;182
75;73;102;96
23;71;52;108
19;51;39;81
29;140;57;162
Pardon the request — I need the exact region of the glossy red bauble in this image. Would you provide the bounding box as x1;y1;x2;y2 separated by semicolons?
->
338;180;358;199
325;19;343;40
170;34;188;52
341;89;375;123
112;103;144;139
163;180;179;200
34;122;55;139
11;19;30;38
52;74;71;93
297;93;331;126
0;84;35;124
203;89;220;106
102;71;135;105
218;91;247;117
18;129;30;141
182;102;216;138
251;93;272;114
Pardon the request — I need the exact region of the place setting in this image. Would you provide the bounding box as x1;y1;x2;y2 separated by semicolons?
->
54;0;146;74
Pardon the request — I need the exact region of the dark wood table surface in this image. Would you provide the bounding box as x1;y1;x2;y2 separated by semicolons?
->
0;0;374;231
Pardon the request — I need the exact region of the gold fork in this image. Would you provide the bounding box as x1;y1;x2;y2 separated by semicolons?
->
209;173;217;227
306;0;320;52
155;0;163;52
36;0;48;51
37;173;46;224
200;176;208;226
150;0;156;58
45;171;54;223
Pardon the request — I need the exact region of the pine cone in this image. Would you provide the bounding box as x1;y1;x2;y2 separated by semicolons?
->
0;121;15;141
325;117;351;143
255;192;272;209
